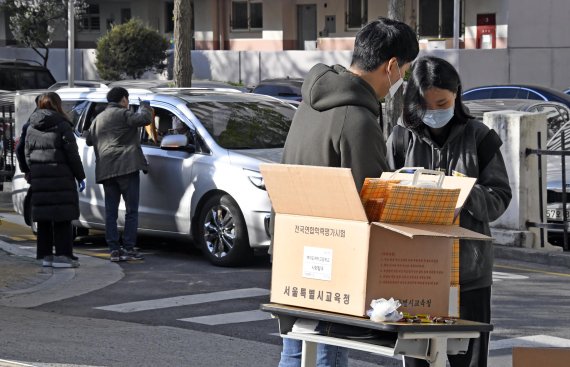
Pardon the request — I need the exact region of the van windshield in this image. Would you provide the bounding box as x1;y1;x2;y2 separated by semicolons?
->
186;100;294;149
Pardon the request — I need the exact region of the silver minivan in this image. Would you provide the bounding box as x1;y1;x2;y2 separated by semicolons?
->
12;87;295;266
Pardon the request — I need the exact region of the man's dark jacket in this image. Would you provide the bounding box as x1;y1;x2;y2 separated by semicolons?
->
281;63;389;191
25;109;85;222
270;64;390;255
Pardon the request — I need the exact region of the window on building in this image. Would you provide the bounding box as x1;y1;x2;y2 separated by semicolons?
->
418;0;462;38
231;0;263;31
165;2;174;33
81;3;100;31
121;8;131;24
346;0;367;30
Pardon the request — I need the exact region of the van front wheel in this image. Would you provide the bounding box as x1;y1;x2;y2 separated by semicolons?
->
196;194;253;267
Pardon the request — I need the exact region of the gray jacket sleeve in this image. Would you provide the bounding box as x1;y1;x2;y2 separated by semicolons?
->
123;106;153;127
463;150;512;223
339;107;389;192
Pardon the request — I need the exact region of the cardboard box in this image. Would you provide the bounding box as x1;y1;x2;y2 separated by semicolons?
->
261;164;490;317
512;347;570;367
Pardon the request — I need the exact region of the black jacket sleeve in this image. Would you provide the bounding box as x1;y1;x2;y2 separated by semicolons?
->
60;122;86;182
15;122;30;173
463;149;512;223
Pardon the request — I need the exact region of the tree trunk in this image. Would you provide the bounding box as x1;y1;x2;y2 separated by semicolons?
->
173;0;193;87
384;0;406;141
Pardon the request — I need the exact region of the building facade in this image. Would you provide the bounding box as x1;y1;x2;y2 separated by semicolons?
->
0;0;514;51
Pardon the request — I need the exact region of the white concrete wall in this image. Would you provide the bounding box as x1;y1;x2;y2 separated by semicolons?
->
2;45;568;91
505;0;570;91
484;111;548;248
507;0;570;49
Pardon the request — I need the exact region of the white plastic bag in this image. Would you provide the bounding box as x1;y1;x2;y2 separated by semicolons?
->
367;297;403;322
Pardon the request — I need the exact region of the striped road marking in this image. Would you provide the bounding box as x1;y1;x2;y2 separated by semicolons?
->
489;335;570;350
95;288;270;313
179;310;273;325
492;271;529;282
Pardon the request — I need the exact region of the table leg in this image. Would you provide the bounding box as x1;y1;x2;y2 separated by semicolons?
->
427;337;448;367
301;340;317;367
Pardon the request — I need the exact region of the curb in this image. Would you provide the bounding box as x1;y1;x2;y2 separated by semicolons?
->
0;239;124;308
494;244;570;268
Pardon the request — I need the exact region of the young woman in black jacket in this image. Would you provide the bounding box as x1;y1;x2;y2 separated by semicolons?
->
387;56;512;367
25;92;86;268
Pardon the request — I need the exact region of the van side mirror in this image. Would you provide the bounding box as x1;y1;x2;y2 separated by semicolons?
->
160;134;195;153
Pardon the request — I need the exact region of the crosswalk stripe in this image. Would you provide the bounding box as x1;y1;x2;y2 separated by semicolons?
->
492;271;529;281
95;288;270;313
489;335;570;350
178;310;274;325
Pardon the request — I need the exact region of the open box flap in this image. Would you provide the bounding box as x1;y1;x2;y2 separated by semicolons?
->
380;171;477;211
372;222;491;240
260;164;368;222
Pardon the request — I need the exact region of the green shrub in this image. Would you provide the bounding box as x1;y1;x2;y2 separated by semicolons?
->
96;19;169;80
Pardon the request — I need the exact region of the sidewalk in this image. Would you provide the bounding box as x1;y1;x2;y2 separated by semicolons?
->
0;239;123;308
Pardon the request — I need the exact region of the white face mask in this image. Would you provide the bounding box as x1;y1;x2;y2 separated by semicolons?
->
423;106;455;129
387;63;404;98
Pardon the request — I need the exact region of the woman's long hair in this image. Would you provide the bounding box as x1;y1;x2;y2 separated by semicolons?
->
402;56;472;132
37;92;67;117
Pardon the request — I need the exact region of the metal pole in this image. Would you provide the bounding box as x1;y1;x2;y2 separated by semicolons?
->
453;0;460;49
68;0;75;88
562;131;568;251
438;0;442;39
537;132;545;247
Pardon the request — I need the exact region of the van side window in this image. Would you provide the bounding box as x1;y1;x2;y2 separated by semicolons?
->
141;107;170;147
62;100;89;130
80;102;107;133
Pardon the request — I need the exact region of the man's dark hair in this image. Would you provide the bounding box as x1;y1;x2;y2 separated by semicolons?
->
350;17;419;72
106;87;129;103
402;56;472;132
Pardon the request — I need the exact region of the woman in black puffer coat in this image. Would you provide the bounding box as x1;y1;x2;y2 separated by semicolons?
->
25;92;86;268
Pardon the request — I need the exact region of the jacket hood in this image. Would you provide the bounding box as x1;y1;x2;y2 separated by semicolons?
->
29;109;68;131
302;64;380;115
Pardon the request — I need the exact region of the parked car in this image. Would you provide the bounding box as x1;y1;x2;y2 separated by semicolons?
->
12;88;296;266
252;77;304;102
108;79;247;93
463;84;570;109
564;88;570;95
0;59;56;92
464;99;570;246
48;80;110;90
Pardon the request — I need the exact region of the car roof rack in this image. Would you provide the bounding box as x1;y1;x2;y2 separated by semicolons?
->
151;87;242;93
0;58;44;67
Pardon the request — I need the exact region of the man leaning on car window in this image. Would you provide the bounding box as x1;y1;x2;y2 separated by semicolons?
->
85;87;153;263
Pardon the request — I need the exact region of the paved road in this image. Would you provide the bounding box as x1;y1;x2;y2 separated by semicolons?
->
1;200;570;366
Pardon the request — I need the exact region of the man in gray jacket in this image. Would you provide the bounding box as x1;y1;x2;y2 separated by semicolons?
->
86;87;153;262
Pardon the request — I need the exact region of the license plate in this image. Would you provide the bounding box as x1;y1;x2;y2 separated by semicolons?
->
546;209;570;221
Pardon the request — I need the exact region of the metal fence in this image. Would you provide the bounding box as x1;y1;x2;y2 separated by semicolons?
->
526;131;570;251
0;101;16;189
